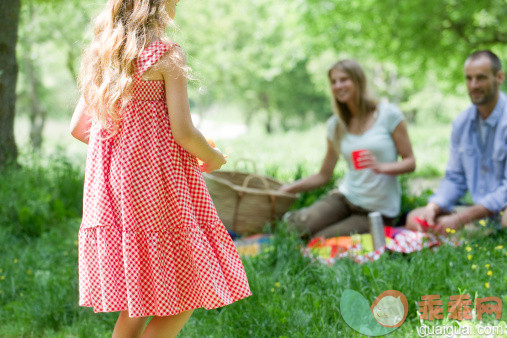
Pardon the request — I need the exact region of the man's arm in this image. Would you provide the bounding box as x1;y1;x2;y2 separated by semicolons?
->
475;159;507;215
436;125;507;231
427;117;469;211
434;205;492;232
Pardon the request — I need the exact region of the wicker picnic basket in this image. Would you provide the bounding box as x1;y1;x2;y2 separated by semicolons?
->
203;170;297;235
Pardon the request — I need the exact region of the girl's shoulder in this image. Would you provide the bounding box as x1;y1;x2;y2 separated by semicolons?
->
152;38;185;67
140;40;185;80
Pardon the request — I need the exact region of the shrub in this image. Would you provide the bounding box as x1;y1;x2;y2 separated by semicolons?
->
0;154;83;238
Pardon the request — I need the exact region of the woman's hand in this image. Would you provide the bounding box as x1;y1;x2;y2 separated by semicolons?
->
356;120;416;176
279;184;295;194
279;139;338;194
355;150;386;174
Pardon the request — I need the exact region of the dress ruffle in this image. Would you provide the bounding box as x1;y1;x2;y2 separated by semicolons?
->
79;220;251;317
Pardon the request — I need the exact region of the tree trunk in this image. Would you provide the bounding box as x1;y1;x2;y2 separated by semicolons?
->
260;92;272;134
23;4;46;150
25;53;46;150
0;0;21;167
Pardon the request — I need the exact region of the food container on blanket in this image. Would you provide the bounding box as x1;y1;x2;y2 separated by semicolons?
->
369;211;386;250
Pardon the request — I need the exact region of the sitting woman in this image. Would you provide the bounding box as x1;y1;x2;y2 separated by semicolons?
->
280;59;416;238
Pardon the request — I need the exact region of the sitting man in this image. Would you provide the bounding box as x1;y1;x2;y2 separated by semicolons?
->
407;50;506;233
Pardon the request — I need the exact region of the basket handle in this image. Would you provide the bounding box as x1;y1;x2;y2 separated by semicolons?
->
233;174;276;231
241;174;271;191
233;158;258;173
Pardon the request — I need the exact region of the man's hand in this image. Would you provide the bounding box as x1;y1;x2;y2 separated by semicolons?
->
420;202;441;226
434;214;462;235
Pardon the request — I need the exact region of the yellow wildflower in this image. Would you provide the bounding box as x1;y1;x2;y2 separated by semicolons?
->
0;276;4;280
479;220;486;227
27;269;31;275
450;229;456;234
275;282;280;288
471;265;477;270
467;255;472;260
465;246;472;252
74;240;78;246
485;282;490;289
487;270;493;276
485;264;490;268
446;228;451;233
13;259;18;264
270;288;275;292
20;293;23;297
495;245;503;250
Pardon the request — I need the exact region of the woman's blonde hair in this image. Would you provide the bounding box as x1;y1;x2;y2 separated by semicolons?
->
79;0;178;133
328;59;377;145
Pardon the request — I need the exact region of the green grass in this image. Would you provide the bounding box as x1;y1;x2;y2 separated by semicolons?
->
1;154;506;337
0;212;505;336
3;117;504;336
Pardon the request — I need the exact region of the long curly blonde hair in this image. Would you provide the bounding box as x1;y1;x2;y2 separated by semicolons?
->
79;0;177;133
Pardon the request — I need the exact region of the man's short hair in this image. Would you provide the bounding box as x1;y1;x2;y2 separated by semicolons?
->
466;50;502;74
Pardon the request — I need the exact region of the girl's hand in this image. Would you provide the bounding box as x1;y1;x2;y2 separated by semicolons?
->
200;148;226;173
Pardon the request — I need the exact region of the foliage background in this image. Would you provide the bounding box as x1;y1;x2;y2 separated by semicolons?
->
14;0;507;140
2;0;507;336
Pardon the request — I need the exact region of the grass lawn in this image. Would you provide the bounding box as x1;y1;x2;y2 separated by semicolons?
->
0;210;505;337
2;116;505;336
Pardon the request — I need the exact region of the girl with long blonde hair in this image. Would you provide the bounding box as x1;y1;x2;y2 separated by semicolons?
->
281;59;416;238
70;1;251;336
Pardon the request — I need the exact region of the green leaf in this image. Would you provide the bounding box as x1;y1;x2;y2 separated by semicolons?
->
340;289;398;336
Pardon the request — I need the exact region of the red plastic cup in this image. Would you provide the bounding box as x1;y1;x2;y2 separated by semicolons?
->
351;149;368;170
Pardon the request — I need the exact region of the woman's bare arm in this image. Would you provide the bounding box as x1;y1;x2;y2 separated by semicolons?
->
280;139;338;194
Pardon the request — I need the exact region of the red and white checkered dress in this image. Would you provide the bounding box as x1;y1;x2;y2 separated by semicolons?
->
78;40;251;317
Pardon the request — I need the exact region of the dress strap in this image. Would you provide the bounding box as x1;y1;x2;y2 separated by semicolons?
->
136;40;177;80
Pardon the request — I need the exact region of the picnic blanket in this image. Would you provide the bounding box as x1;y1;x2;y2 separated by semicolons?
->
233;234;272;257
302;227;461;264
232;227;461;264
